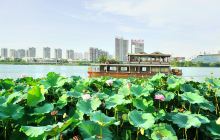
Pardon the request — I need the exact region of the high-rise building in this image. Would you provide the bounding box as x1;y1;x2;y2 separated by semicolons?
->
89;47;108;62
54;48;62;59
115;37;129;62
27;47;36;58
1;48;8;58
43;47;51;59
9;49;17;58
17;49;26;59
131;39;144;53
74;52;83;60
84;51;89;61
66;50;74;60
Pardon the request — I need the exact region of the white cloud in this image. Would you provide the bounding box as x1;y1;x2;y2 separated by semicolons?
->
85;0;220;29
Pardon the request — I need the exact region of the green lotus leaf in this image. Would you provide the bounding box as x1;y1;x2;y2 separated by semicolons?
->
130;84;152;97
150;73;166;82
67;90;82;98
169;112;210;129
20;117;78;138
40;72;66;89
76;97;101;114
151;123;177;140
105;94;130;109
132;98;154;112
157;90;175;101
216;89;220;97
79;121;113;140
180;92;207;104
128;110;155;130
56;94;68;109
205;78;220;89
6;92;22;104
27;86;45;107
154;109;166;121
118;85;130;96
95;92;109;100
180;83;196;93
90;111;116;126
0;79;15;90
206;121;220;137
198;100;215;112
31;103;54;115
0;104;24;120
167;76;185;90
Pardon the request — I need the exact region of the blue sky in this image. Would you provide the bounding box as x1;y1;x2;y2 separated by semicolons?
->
0;0;220;58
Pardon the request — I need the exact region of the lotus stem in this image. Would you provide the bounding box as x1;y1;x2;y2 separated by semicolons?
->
136;129;139;140
215;96;220;116
185;129;187;140
189;103;191;112
4;126;6;140
100;126;103;140
194;128;198;140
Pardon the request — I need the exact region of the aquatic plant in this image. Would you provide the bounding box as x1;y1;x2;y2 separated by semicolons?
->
0;72;219;139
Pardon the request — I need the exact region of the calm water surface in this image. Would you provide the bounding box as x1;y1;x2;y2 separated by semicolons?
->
0;64;219;82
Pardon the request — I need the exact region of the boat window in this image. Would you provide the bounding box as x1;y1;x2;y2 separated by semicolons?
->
161;67;169;73
142;67;147;71
120;67;128;72
151;67;160;72
109;66;117;71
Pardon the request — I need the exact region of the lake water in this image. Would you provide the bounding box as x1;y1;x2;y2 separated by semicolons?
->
0;64;219;82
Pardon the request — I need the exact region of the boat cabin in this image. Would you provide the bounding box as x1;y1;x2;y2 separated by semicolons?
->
90;52;171;75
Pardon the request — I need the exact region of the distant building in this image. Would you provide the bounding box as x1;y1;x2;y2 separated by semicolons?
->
27;47;36;58
115;37;128;62
84;51;89;61
9;49;17;59
54;48;62;59
1;48;8;58
74;52;83;60
131;39;144;53
171;57;186;62
43;47;51;59
89;47;108;62
192;54;220;63
66;50;74;60
17;49;25;59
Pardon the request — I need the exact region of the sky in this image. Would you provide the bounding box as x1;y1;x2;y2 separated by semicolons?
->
0;0;220;58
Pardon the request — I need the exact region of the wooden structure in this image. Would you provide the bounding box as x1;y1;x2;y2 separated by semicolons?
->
88;52;182;78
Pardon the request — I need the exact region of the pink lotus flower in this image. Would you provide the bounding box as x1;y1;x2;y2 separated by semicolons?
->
106;79;113;86
82;94;91;100
127;82;132;89
154;94;165;101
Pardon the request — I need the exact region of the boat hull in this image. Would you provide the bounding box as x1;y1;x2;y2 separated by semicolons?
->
88;71;170;78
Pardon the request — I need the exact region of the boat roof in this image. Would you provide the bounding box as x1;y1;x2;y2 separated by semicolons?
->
92;63;170;67
128;52;171;57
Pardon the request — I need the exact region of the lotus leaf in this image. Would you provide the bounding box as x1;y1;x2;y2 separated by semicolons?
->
128;110;155;130
105;94;130;109
180;92;207;104
76;97;101;114
151;123;177;140
206;121;220;137
90;111;116;126
169;112;210;129
31;103;54;115
132;98;154;112
0;104;24;120
27;86;45;107
79;121;113;140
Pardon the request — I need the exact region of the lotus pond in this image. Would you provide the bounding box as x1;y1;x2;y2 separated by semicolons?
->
0;72;220;140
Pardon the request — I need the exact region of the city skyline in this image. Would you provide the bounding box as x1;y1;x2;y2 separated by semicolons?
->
1;0;220;58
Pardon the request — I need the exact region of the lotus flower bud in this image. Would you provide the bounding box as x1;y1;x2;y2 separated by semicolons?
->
154;94;165;101
82;94;91;100
106;79;113;86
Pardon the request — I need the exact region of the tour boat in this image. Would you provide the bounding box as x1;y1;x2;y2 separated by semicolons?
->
88;52;182;78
